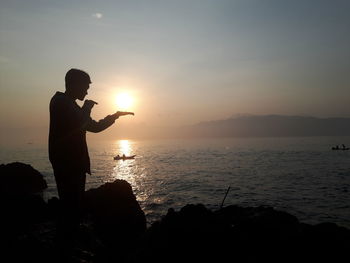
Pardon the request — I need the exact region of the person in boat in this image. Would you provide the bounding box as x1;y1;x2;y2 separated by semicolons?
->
342;144;346;149
335;145;340;150
122;154;126;158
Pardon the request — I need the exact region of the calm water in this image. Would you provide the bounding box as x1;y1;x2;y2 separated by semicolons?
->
1;137;350;227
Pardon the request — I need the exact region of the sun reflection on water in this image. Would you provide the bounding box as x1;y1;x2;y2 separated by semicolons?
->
112;140;133;182
111;139;151;203
119;139;131;156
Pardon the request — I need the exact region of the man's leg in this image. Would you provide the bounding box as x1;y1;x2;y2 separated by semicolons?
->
77;171;86;220
54;169;86;259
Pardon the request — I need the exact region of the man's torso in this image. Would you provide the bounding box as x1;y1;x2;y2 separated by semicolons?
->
49;92;90;174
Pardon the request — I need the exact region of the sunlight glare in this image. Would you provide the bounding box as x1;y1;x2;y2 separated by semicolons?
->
112;139;134;183
116;93;133;110
119;139;131;156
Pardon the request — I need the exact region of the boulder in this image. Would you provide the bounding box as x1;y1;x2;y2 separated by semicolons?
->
0;162;47;195
0;162;49;236
84;179;147;245
137;204;350;263
0;193;49;237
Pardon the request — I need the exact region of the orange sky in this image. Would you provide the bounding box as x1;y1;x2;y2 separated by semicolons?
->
1;0;350;144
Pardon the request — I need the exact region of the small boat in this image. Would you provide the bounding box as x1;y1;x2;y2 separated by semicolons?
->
332;148;349;151
114;155;136;160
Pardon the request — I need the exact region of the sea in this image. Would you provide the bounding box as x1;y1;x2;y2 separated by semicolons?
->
1;136;350;227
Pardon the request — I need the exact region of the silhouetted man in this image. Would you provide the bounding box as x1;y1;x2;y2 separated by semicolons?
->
49;68;133;258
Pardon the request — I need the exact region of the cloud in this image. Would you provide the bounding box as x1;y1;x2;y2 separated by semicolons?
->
92;13;103;19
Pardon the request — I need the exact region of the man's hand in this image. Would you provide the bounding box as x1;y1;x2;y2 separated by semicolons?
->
112;111;135;120
83;100;98;111
104;111;134;123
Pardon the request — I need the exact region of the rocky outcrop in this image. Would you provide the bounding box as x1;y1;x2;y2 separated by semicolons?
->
0;162;50;262
0;162;47;195
0;162;49;235
0;165;146;262
1;162;349;263
84;179;147;245
135;204;350;262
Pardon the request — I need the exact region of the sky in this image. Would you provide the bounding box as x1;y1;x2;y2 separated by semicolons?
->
1;0;350;142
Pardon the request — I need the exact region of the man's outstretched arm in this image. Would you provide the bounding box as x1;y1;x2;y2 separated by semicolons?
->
85;115;116;133
85;111;134;133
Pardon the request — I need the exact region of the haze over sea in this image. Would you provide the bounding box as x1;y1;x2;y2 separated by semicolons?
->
1;137;350;227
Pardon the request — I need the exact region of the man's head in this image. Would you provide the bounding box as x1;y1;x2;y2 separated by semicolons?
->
65;68;92;100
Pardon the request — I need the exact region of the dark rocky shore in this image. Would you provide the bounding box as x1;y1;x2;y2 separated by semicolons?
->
1;162;349;262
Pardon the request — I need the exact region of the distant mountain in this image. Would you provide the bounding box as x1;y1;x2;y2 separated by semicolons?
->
180;115;350;137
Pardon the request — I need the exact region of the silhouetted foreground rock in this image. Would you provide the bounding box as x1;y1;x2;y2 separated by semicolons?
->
85;180;147;245
0;162;49;235
1;162;349;262
137;204;350;263
0;162;47;194
0;162;51;262
0;162;146;262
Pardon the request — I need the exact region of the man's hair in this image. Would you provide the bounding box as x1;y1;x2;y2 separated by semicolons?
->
65;68;92;89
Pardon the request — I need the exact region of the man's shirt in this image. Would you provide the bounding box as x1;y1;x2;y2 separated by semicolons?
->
49;91;114;174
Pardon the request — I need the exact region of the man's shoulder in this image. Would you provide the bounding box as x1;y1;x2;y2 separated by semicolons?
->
50;92;72;108
51;91;65;99
51;91;71;103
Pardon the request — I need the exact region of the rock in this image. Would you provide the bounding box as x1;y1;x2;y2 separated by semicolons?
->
137;204;350;263
1;162;349;262
0;192;50;247
84;179;147;246
0;162;47;195
0;165;149;262
0;162;49;236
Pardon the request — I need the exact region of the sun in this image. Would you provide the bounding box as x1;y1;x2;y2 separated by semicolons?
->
116;93;133;110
